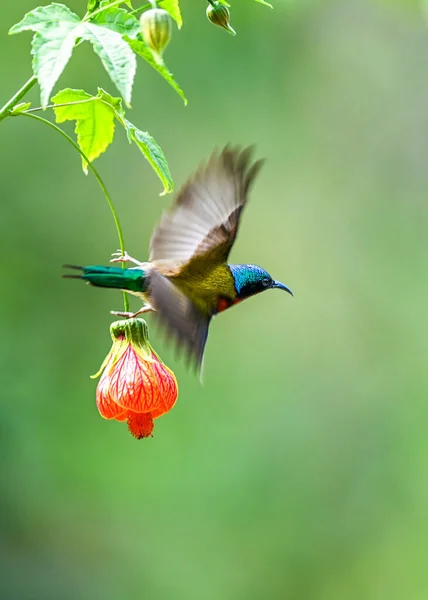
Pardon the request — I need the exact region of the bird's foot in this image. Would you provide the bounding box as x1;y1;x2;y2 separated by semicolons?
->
110;310;134;318
110;250;144;266
110;304;155;319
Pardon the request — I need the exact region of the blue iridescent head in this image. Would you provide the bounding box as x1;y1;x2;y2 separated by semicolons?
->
229;264;293;299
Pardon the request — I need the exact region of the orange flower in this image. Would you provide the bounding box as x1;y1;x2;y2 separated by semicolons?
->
92;318;178;439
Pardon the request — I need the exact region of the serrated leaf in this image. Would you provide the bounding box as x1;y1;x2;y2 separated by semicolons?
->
9;4;83;106
52;88;118;173
80;23;136;105
10;4;137;106
96;87;125;120
254;0;273;7
125;36;187;105
9;3;80;34
158;0;182;29
124;119;173;195
90;4;140;37
32;25;83;107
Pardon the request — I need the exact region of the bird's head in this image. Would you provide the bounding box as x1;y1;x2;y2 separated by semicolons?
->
229;264;293;300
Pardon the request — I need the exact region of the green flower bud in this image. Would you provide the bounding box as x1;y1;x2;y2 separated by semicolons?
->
140;8;172;58
206;2;236;36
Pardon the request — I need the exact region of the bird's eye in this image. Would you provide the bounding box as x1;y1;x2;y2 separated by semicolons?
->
262;277;270;288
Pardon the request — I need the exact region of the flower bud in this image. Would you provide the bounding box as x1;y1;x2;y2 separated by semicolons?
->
206;2;236;36
140;8;172;58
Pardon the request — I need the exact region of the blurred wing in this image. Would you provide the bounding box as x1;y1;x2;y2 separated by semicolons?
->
149;146;264;264
149;269;211;370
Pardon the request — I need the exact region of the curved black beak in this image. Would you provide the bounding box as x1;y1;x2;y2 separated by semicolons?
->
272;280;294;296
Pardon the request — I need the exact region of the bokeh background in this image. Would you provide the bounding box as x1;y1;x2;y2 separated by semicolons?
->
2;0;428;598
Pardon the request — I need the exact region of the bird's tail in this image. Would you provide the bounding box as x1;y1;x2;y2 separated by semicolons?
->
62;265;147;293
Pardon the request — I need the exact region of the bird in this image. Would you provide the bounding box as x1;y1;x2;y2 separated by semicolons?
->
63;145;293;370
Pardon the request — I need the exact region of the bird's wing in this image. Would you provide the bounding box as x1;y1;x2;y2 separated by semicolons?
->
149;146;264;265
149;269;211;371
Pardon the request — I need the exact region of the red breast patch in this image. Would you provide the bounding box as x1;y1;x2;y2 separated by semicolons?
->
216;297;232;313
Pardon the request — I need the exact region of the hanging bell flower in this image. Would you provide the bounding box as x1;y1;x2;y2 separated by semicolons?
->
92;318;178;439
140;8;172;58
206;2;236;36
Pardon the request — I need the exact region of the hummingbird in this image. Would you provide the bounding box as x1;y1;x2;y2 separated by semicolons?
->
64;146;293;369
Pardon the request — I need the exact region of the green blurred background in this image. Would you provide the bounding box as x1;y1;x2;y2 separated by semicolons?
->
2;0;428;598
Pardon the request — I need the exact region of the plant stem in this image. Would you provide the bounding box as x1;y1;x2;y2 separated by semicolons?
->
22;112;129;313
129;3;151;15
25;98;97;113
0;75;37;121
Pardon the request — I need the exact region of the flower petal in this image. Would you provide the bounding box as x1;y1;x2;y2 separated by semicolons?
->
91;335;128;379
96;367;125;420
109;346;162;413
115;412;128;422
150;357;178;419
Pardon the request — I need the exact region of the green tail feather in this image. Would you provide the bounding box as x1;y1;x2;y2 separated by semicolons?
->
63;265;147;293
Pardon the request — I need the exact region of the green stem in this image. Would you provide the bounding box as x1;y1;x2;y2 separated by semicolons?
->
22;112;129;313
0;75;37;121
129;3;151;15
24;98;97;113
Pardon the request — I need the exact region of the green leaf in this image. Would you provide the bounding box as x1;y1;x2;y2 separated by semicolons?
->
96;87;126;120
124;119;173;195
125;36;187;105
87;0;133;14
158;0;183;29
31;27;83;107
90;4;140;37
52;88;119;173
80;23;136;105
9;4;82;107
10;4;136;106
254;0;273;7
9;3;80;34
50;86;172;191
